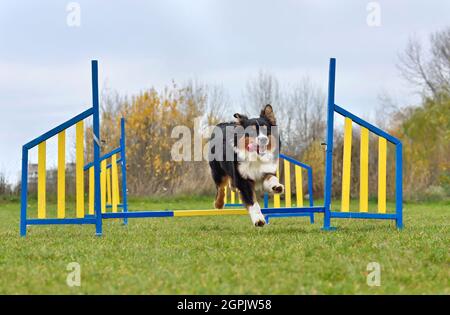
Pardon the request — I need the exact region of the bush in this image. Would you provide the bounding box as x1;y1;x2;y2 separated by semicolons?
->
422;185;449;201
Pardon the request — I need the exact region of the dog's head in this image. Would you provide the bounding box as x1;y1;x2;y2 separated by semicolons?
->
233;104;279;159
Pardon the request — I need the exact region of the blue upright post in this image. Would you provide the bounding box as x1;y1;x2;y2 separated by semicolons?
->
20;146;29;237
395;142;403;229
92;60;103;236
120;117;129;225
307;166;315;223
263;192;269;223
323;58;336;231
307;167;314;207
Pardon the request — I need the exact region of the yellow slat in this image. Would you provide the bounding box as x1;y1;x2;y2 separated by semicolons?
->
174;209;247;217
57;131;65;218
101;160;107;213
284;159;291;207
37;141;46;219
274;166;281;208
111;154;119;213
89;167;94;215
116;174;121;204
378;137;387;213
360;127;369;212
341;117;352;212
231;190;235;204
106;168;111;205
224;186;228;204
76;121;84;218
295;165;303;207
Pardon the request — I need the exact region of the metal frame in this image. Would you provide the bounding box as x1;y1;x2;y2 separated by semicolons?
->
20;61;103;236
261;153;315;223
102;207;325;220
322;58;403;230
19;58;403;237
83;147;121;171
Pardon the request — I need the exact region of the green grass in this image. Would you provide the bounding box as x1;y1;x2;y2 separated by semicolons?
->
0;196;448;294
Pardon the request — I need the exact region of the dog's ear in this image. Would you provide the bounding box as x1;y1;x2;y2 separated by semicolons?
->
260;104;276;125
234;113;248;125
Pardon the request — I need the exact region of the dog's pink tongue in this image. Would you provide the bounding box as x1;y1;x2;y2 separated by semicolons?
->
247;143;257;152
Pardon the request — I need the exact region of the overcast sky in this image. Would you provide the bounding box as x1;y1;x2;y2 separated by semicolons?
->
0;0;449;183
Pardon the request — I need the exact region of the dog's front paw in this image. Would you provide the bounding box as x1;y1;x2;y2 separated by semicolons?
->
272;184;284;194
254;217;266;227
263;176;284;195
248;203;266;227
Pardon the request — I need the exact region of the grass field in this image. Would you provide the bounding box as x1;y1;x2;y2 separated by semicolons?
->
0;196;448;294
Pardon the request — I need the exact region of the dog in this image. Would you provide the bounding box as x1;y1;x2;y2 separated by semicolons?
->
208;104;284;227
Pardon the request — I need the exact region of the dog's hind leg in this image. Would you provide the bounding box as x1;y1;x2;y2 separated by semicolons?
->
209;160;229;209
214;177;229;209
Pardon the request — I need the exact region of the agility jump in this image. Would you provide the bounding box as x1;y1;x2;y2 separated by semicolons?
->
19;58;403;236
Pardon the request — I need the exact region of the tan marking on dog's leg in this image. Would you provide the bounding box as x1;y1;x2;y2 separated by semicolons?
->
214;177;229;209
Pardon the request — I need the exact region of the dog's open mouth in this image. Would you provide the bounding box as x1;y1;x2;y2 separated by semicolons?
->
247;143;267;155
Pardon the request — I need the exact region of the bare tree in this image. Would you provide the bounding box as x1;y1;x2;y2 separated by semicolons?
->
397;27;450;99
375;91;402;130
243;70;281;115
282;77;326;155
0;172;12;195
204;84;230;124
242;71;326;156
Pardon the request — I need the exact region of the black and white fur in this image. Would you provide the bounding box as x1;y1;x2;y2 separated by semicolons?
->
208;105;284;227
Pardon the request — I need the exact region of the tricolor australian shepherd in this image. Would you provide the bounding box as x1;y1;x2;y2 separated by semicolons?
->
209;105;284;227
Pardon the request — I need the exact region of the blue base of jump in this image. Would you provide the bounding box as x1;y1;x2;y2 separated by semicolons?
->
103;211;172;219
330;212;396;220
21;207;325;229
25;218;97;225
21;207;401;237
101;206;325;219
23;208;398;224
265;213;314;224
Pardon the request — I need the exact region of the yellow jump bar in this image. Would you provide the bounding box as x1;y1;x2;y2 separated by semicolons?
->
57;131;65;218
295;165;303;207
106;168;112;205
284;159;291;207
37;141;46;219
101;160;107;213
274;166;281;208
341;117;352;212
89;167;94;215
230;189;236;204
173;209;247;217
75;121;84;218
378;137;387;213
111;154;120;213
360;127;369;212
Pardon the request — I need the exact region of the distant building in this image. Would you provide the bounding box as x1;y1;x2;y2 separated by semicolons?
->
28;162;76;185
28;164;38;184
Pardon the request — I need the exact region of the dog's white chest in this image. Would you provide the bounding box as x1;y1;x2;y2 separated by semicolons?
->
238;159;278;181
